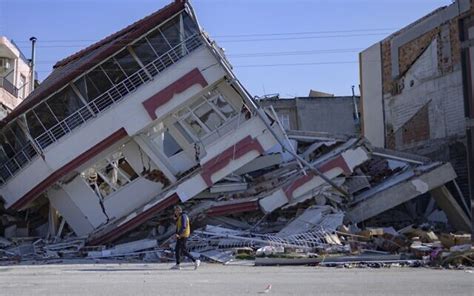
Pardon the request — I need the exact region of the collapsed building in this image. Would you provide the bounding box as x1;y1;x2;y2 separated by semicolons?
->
0;0;472;264
0;0;283;244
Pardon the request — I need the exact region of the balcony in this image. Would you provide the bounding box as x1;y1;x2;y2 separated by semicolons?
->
0;77;19;97
0;33;203;185
34;34;202;149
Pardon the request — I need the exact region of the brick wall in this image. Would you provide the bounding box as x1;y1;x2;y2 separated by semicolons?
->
382;41;393;94
398;28;440;77
400;103;430;145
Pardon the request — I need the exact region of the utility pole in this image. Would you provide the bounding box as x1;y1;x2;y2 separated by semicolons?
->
29;37;37;92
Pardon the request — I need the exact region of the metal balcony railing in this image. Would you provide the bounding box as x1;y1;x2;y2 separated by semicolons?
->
0;77;19;98
0;34;203;184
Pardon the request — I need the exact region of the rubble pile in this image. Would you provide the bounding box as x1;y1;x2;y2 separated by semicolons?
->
1;131;471;268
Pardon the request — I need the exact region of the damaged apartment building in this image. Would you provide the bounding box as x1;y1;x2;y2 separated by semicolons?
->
360;0;473;227
0;0;285;244
0;0;471;250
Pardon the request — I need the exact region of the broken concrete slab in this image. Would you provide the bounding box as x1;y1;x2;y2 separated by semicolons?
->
199;250;234;263
87;239;158;258
346;163;457;224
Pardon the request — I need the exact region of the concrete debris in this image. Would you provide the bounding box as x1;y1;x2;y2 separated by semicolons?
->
87;239;158;258
0;133;471;269
0;0;471;270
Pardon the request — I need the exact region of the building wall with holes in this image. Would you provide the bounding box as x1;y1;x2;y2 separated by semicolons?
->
360;0;472;197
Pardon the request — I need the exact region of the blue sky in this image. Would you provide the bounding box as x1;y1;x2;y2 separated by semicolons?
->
0;0;450;97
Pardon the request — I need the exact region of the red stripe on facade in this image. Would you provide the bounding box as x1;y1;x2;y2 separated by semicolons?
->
10;128;128;211
318;155;352;176
88;193;179;245
142;68;208;119
283;154;351;201
201;136;265;186
207;200;260;217
283;173;316;201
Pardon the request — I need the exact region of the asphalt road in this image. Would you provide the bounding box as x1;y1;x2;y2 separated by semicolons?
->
0;262;472;296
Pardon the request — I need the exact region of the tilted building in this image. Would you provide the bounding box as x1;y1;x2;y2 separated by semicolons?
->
0;0;291;244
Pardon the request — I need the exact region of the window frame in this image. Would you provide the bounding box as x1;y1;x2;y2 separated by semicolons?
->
173;90;237;142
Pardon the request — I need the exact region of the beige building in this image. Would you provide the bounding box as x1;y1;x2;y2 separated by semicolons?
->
0;37;33;119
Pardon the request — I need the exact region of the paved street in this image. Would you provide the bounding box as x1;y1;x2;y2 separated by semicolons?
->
0;263;472;296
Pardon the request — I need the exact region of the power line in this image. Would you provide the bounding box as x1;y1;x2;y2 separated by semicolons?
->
31;47;363;64
216;33;389;43
235;61;358;68
229;48;362;58
11;28;397;44
211;28;397;38
15;32;388;48
32;61;360;73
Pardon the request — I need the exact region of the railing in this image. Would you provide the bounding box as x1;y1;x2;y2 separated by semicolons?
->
0;34;203;184
0;77;19;98
0;142;37;185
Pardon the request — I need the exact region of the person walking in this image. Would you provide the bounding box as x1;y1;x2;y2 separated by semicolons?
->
171;205;200;270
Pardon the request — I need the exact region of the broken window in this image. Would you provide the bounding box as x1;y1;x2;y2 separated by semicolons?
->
147;123;184;158
81;150;138;199
174;90;237;141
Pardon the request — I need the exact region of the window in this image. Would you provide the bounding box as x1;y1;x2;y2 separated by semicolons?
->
74;68;113;102
33;103;58;130
25;103;59;142
0;58;11;75
114;50;141;76
81;150;138;199
0;121;37;179
26;110;46;141
146;30;172;57
174;90;237;141
47;86;84;122
160;16;182;49
182;13;199;39
132;39;158;66
278;113;290;130
0;133;14;160
101;58;127;85
147;123;184;158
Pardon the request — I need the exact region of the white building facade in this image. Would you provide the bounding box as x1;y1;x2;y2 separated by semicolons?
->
0;0;282;244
